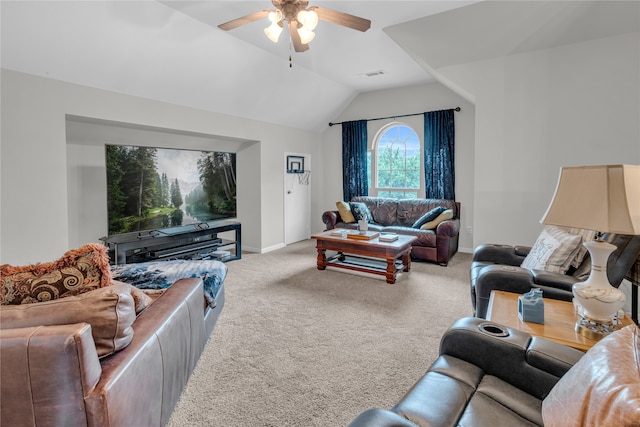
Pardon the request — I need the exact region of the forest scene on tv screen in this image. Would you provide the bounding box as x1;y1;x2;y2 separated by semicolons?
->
106;145;236;235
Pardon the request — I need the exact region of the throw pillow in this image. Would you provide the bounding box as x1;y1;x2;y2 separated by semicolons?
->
542;324;640;427
0;243;112;305
336;201;356;223
420;209;454;230
521;226;582;274
112;280;153;314
349;202;373;223
412;206;446;229
559;227;597;269
0;283;137;358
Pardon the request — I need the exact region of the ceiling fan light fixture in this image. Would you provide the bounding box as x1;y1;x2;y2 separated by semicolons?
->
298;27;316;44
267;9;283;23
264;22;283;43
297;9;318;30
220;2;370;54
264;10;283;43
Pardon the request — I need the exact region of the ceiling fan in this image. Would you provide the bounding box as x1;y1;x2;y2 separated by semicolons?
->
218;0;371;53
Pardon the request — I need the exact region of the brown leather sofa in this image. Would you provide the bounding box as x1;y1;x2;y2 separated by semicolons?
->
322;197;460;265
347;317;640;426
0;278;224;427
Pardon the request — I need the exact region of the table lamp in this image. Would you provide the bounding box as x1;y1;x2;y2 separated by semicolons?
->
541;164;640;338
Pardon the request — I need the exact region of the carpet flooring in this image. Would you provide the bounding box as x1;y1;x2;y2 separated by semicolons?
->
167;239;474;426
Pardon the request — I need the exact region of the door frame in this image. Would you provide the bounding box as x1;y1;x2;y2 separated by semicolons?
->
284;152;311;245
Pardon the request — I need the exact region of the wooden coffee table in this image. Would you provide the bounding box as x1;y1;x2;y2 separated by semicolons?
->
311;230;417;284
486;290;634;351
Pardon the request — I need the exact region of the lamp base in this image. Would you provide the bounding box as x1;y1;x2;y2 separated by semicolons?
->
575;314;618;340
572;239;626;322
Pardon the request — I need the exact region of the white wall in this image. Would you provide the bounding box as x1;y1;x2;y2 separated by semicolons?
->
4;30;637;266
0;70;322;265
319;82;476;253
435;32;640;248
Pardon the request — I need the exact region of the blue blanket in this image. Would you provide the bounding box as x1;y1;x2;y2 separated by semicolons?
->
110;260;227;308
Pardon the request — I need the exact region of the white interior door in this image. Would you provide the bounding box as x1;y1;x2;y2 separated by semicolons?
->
284;153;311;245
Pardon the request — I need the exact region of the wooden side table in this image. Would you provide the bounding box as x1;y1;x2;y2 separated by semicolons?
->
486;290;634;352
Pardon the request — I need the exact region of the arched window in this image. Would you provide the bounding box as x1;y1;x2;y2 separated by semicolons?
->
370;123;421;198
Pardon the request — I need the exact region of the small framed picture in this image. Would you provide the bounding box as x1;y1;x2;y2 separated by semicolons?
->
286;155;305;174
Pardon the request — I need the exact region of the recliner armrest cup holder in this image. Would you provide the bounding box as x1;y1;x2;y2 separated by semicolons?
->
478;322;510;337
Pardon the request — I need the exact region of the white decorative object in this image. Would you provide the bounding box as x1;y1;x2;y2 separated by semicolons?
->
358;220;368;233
572;239;626;321
541;164;640;336
379;232;398;242
330;229;348;238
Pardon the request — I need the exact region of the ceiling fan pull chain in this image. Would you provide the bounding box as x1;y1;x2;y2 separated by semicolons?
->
289;40;293;68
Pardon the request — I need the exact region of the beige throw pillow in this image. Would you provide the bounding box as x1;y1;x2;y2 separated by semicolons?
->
0;283;137;358
521;226;582;274
559;227;597;269
542;324;640;427
420;209;453;230
111;280;153;314
336;201;356;223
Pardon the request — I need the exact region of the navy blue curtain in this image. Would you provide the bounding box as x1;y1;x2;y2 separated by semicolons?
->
424;109;455;200
342;120;368;201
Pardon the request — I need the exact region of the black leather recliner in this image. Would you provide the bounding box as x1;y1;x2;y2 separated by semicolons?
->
347;317;584;427
470;234;640;319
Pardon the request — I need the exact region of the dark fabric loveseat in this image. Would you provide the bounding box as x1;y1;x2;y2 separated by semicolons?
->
322;197;460;265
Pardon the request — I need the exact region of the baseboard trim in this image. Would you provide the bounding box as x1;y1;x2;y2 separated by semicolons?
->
258;243;286;254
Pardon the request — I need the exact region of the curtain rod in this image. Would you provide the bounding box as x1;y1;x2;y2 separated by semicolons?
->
328;107;460;127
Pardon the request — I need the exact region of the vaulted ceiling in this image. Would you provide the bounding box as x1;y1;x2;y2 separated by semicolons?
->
2;1;637;133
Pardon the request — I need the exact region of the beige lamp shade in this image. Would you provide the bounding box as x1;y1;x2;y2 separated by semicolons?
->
541;164;640;235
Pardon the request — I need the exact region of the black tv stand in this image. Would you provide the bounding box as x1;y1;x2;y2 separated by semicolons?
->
100;220;241;265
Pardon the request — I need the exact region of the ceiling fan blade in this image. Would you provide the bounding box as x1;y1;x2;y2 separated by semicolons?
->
218;10;270;31
312;7;371;32
288;21;309;52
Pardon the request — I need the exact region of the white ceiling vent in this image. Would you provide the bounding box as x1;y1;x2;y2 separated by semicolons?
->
359;70;385;77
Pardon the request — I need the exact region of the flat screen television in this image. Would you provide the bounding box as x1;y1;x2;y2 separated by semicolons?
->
105;144;236;236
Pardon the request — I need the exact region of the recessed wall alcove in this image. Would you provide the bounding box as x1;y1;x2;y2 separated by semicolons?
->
65;115;259;250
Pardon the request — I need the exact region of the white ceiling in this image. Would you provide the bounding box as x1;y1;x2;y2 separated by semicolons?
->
384;0;640;70
158;0;477;89
2;1;637;133
0;0;476;133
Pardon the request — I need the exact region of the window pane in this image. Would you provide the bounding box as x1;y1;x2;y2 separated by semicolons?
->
406;169;420;189
394;144;407;163
378;170;391;187
374;124;422;198
406;137;420;159
378;143;392;170
391;169;406;187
